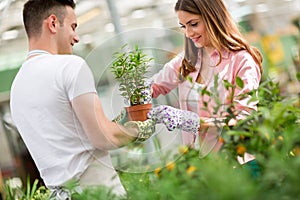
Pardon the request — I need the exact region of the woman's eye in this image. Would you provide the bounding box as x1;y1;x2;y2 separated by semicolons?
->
179;25;186;29
191;22;198;27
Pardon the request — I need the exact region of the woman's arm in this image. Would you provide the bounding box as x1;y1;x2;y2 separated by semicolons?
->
151;53;184;98
232;52;262;119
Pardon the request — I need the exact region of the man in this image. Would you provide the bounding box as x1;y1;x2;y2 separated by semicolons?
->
10;0;154;197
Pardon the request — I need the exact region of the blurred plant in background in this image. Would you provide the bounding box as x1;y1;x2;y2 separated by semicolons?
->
4;177;49;200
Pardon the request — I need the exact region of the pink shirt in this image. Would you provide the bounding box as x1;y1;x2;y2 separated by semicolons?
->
152;49;261;146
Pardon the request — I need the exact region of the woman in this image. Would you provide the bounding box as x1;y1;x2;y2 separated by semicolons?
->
148;0;262;160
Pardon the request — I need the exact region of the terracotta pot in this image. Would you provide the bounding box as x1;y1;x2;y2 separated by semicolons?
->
125;103;152;121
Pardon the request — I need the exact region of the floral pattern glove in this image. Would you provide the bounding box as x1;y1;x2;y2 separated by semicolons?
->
113;109;155;142
112;109;128;125
147;105;200;135
124;119;156;143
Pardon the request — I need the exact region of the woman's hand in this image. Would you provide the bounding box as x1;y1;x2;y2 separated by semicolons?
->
147;105;200;135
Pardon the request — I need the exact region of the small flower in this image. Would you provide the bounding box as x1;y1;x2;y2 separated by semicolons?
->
218;137;224;143
166;162;175;171
236;144;246;156
277;135;284;141
186;165;197;175
240;135;246;140
178;145;189;154
293;146;300;156
154;167;161;177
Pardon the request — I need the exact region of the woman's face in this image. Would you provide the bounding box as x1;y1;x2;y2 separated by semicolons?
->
177;10;211;49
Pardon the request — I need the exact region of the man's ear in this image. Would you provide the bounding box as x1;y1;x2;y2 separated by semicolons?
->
46;14;58;33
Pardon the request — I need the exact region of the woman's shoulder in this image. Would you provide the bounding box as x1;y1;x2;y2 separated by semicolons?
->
165;51;184;67
229;50;260;75
231;49;253;60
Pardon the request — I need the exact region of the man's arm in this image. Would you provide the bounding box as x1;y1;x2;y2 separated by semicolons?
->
71;92;138;150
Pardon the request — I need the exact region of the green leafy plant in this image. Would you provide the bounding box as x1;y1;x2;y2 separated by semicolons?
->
221;77;300;160
4;177;49;200
111;44;153;106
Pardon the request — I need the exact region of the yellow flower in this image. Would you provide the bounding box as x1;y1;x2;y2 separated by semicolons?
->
178;145;189;154
293;146;300;156
166;162;175;171
277;135;284;141
154;167;161;177
236;144;246;156
186;166;197;175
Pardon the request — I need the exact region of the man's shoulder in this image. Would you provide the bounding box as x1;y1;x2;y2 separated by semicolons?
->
57;54;85;63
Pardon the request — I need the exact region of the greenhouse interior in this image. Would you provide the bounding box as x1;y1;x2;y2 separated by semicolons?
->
0;0;300;199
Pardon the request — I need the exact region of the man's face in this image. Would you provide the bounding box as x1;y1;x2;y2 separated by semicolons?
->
57;6;79;54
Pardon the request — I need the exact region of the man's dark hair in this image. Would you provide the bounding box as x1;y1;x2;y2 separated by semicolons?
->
23;0;76;38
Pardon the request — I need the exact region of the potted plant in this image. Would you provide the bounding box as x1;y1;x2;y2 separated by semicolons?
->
111;44;153;121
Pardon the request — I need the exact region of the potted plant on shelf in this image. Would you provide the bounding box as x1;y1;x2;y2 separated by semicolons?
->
111;44;154;121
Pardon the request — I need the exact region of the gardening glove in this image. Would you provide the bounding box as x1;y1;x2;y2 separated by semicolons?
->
112;108;128;125
112;109;156;142
147;105;200;135
124;119;156;143
49;187;71;200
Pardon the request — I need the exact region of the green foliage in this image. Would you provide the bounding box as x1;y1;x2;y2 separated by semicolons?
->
72;186;119;200
5;77;300;199
4;177;49;200
221;78;300;159
111;44;153;106
118;148;260;200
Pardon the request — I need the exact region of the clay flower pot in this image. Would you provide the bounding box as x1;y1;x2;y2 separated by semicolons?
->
125;103;152;121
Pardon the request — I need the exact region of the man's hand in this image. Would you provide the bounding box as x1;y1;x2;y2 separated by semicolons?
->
112;109;128;125
124;119;156;142
113;109;156;142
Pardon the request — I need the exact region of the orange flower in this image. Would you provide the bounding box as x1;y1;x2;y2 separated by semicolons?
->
218;137;224;143
186;166;197;175
154;167;161;177
166;162;175;171
236;144;246;155
178;146;189;154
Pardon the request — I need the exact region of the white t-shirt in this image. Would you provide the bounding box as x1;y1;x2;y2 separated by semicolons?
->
10;54;122;191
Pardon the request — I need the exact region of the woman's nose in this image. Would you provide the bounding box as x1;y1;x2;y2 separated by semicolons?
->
185;26;194;38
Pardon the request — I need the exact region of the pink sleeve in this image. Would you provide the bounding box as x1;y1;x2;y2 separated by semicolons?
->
151;53;184;98
233;52;261;118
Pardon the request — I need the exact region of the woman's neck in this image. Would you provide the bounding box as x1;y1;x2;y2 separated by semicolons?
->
204;46;214;55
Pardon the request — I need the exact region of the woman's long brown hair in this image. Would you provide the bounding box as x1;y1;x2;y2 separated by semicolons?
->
175;0;263;77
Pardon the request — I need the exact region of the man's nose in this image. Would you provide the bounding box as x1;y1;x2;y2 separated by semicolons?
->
74;34;80;43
